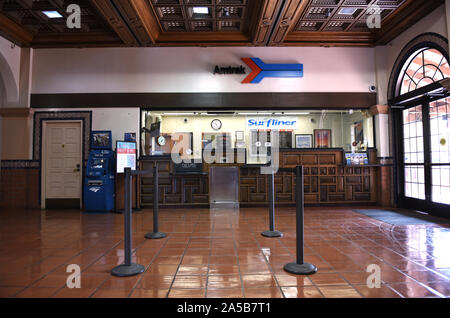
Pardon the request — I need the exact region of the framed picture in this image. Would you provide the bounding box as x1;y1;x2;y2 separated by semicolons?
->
124;132;136;142
314;129;332;148
295;134;313;148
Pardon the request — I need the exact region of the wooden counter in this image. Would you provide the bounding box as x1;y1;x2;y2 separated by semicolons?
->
139;149;378;207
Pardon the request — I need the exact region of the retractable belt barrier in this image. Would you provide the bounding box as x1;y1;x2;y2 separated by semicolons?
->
279;166;318;275
111;165;316;277
261;172;283;238
111;164;166;277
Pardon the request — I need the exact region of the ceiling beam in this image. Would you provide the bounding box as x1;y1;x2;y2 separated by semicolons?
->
89;0;140;46
250;0;285;46
126;0;160;46
375;0;445;45
267;0;309;46
0;12;34;46
110;0;159;46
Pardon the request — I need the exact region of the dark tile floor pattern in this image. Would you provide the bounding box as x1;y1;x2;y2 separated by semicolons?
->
0;207;449;298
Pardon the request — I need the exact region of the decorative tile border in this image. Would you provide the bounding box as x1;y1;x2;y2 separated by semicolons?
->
0;160;40;169
33;111;92;161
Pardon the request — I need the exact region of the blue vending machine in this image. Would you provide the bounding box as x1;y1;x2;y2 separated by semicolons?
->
84;131;115;212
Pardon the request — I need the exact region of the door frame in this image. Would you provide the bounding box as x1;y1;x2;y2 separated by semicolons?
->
41;120;83;209
393;101;450;218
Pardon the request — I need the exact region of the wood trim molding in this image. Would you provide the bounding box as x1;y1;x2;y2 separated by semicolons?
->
0;12;34;46
0;107;34;118
284;32;375;47
155;32;251;46
31;32;123;48
30;92;377;109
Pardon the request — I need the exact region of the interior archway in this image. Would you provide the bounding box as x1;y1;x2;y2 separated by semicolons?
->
0;51;19;106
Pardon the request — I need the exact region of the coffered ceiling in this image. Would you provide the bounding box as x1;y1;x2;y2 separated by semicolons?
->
0;0;443;48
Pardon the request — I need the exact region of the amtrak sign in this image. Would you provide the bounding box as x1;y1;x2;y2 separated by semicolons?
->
246;117;298;130
214;58;303;84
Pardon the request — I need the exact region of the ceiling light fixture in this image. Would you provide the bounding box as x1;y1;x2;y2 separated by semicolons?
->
42;11;63;18
193;7;209;14
339;8;357;15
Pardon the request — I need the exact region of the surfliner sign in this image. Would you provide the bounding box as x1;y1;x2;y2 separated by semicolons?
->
246;118;298;130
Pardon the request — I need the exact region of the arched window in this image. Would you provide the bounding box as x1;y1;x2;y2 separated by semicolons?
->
389;33;450;216
389;33;450;100
397;48;450;95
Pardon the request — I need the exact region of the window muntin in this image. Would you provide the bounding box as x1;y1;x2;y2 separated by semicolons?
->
398;48;450;96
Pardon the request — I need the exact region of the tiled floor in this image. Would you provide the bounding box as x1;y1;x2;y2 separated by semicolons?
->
0;207;449;298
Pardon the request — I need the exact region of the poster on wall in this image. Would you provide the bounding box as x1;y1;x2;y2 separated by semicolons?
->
124;132;136;142
295;134;313;148
314;129;332;148
353;121;364;147
116;141;137;173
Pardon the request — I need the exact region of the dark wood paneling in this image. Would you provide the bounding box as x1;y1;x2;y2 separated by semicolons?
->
239;150;378;206
139;149;378;207
30;92;376;109
140;159;209;207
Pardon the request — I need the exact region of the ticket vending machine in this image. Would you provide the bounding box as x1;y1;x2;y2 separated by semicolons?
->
84;131;115;212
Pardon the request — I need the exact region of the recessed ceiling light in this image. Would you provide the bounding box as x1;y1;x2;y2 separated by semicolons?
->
42;11;63;18
193;7;209;14
339;8;357;15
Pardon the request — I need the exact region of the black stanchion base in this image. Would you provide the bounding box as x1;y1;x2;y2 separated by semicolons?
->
111;263;145;277
261;230;283;238
284;262;318;275
145;232;167;239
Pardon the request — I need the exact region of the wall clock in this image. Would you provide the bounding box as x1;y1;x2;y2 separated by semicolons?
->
211;119;222;131
157;135;166;146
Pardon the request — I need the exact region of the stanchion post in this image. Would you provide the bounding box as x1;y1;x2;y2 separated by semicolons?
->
111;167;145;277
283;165;317;275
262;172;283;238
145;163;167;239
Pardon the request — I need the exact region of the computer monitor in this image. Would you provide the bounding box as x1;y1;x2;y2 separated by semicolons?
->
91;131;112;150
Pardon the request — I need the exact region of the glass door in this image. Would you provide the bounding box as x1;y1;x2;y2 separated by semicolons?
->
399;99;450;216
402;106;426;201
430;98;450;205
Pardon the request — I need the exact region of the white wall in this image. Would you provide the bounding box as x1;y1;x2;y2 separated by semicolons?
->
38;108;140;155
31;46;376;94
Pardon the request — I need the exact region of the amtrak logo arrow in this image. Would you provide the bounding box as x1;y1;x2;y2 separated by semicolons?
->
241;58;303;84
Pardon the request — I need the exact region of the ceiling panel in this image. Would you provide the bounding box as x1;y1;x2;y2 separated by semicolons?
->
0;0;444;48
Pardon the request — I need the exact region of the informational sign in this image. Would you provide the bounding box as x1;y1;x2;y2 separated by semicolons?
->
241;58;303;84
116;141;137;173
246;117;298;130
345;152;369;166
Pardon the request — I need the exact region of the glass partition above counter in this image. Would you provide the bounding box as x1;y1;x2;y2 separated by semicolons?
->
140;110;375;165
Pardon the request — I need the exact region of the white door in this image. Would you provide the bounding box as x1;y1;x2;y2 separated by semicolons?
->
43;121;82;208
